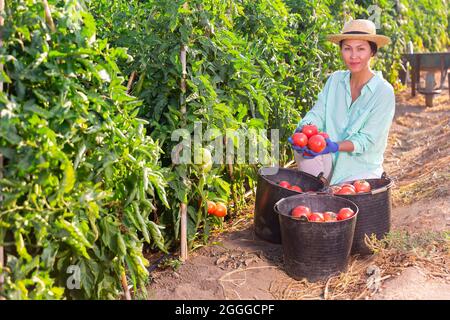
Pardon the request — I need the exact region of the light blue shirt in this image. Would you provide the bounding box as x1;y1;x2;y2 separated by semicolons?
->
298;70;395;184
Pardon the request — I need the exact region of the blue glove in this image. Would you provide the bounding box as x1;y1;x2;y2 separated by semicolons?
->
288;126;307;154
288;136;307;154
304;138;339;158
294;125;303;133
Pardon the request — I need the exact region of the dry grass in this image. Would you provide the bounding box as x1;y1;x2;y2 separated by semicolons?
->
384;89;450;206
268;230;449;300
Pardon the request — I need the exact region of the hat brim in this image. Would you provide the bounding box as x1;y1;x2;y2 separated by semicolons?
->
326;34;391;48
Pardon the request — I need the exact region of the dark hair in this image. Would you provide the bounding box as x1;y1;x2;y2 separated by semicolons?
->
339;40;378;56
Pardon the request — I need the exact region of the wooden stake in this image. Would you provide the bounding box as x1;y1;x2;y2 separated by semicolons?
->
180;203;188;261
0;152;3;286
127;71;137;93
0;0;5;288
179;2;189;262
120;271;131;300
42;0;56;33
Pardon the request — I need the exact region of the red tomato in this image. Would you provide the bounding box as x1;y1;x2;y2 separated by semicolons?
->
323;211;337;222
309;213;324;222
353;180;371;193
330;185;342;194
336;187;356;195
291;205;311;218
279;181;291;189
207;201;216;214
292;132;308;148
312;212;324;219
337;208;355;220
214;203;227;218
317;132;329;139
340;183;356;191
302;124;318;138
307;135;326;153
289;185;303;192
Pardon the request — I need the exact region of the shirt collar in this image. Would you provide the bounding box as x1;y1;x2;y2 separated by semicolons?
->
340;70;382;93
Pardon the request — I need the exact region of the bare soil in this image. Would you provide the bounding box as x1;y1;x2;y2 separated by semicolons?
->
147;87;450;300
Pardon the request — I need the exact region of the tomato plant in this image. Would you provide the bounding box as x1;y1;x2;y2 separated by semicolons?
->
0;0;169;300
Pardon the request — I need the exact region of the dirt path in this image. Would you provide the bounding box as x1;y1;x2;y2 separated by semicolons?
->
147;89;450;300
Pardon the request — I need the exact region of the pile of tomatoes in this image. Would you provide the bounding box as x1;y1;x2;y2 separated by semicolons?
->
278;180;303;192
207;201;227;218
291;205;355;222
331;180;372;195
291;124;329;156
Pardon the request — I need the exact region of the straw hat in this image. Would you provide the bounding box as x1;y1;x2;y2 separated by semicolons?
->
327;19;391;48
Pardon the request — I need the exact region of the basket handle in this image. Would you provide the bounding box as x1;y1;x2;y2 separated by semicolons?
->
274;198;285;212
316;171;330;187
371;186;388;195
314;188;330;195
371;172;392;194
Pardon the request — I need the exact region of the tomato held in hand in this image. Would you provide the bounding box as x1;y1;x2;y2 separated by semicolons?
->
317;132;329;139
302;124;318;138
279;181;291;189
353;180;371;193
292;132;308;148
307;135;326;153
291;205;311;218
337;208;355;221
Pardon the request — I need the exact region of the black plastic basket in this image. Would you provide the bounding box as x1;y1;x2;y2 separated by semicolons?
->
254;167;328;244
334;174;393;255
274;194;358;282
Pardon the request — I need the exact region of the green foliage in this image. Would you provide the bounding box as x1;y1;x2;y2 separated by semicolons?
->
0;0;168;299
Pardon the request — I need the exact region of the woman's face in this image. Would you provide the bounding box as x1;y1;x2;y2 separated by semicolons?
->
341;39;373;73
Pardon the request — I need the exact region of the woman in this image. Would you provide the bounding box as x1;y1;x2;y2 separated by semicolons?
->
289;19;395;185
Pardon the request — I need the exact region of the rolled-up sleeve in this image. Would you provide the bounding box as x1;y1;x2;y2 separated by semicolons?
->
348;86;395;155
298;73;334;132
